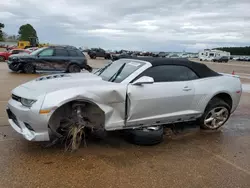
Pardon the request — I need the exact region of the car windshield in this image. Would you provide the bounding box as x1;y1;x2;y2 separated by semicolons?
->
94;59;145;83
30;47;47;55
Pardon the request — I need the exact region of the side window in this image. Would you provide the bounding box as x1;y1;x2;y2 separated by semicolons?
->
39;48;54;57
76;50;84;57
68;50;78;57
55;49;68;57
140;65;199;82
187;68;199;80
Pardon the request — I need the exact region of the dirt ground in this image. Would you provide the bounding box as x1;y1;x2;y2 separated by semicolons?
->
0;58;250;188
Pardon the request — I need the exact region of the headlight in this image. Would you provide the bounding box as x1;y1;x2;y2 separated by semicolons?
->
20;98;36;107
11;56;19;61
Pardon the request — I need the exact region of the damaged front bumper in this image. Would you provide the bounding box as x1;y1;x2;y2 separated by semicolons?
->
7;61;22;72
6;98;50;141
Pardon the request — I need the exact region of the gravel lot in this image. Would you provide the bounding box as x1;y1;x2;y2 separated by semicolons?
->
0;58;250;188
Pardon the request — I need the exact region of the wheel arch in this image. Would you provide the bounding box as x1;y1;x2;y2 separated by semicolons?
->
206;92;233;111
48;98;106;136
66;62;80;71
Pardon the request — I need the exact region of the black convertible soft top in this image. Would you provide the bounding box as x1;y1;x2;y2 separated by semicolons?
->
130;57;221;78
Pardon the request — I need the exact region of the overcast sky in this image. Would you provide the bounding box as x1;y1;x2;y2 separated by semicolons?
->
1;0;250;52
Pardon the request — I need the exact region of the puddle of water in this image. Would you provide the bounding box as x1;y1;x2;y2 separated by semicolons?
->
242;84;250;93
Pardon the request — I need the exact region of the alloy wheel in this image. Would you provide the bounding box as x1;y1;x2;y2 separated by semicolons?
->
204;107;229;129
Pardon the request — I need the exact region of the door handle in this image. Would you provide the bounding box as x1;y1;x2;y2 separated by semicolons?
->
183;86;192;91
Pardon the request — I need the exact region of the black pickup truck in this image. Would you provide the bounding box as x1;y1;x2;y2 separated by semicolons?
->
88;48;111;59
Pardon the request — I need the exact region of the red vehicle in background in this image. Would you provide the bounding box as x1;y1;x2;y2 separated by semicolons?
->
0;49;30;61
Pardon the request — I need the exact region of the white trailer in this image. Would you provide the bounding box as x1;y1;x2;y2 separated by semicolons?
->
198;49;230;61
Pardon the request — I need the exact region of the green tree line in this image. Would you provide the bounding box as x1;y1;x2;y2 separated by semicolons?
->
214;46;250;56
0;23;5;41
0;22;38;42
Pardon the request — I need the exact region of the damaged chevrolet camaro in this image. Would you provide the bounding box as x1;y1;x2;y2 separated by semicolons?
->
6;57;242;150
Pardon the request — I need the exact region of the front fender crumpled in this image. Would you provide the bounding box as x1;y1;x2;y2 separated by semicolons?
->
43;86;127;130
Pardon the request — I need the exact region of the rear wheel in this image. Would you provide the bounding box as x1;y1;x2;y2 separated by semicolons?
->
68;64;81;73
105;54;111;59
199;98;230;130
23;64;35;74
0;56;5;61
91;55;96;59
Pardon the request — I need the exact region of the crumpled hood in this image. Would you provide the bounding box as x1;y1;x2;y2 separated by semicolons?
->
12;72;116;98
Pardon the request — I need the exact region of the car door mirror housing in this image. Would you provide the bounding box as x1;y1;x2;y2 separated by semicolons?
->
132;76;154;85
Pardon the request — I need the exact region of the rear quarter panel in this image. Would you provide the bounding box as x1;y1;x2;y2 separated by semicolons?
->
191;75;242;114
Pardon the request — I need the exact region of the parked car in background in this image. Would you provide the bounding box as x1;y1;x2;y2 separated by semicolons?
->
232;57;240;61
0;49;30;61
6;57;242;150
168;54;180;58
111;52;136;61
245;57;250;61
88;48;111;59
213;56;229;63
7;45;92;73
158;52;169;58
26;47;39;52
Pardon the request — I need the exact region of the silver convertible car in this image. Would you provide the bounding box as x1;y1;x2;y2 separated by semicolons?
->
6;58;242;148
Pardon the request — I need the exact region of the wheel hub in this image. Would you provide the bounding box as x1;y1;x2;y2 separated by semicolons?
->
204;107;229;129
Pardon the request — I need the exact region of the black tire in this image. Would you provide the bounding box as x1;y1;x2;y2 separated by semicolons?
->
23;64;35;74
125;126;164;145
105;54;111;59
198;98;231;130
9;63;20;72
68;64;81;73
91;55;96;59
0;56;5;62
83;64;93;72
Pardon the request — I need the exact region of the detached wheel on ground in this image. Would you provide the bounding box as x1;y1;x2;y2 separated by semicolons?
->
199;97;231;130
125;125;164;145
68;64;81;73
23;64;35;73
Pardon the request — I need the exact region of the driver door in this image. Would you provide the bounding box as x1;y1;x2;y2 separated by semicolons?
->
126;65;197;127
36;48;55;71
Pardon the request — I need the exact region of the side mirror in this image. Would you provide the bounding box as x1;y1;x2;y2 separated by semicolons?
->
132;76;154;85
